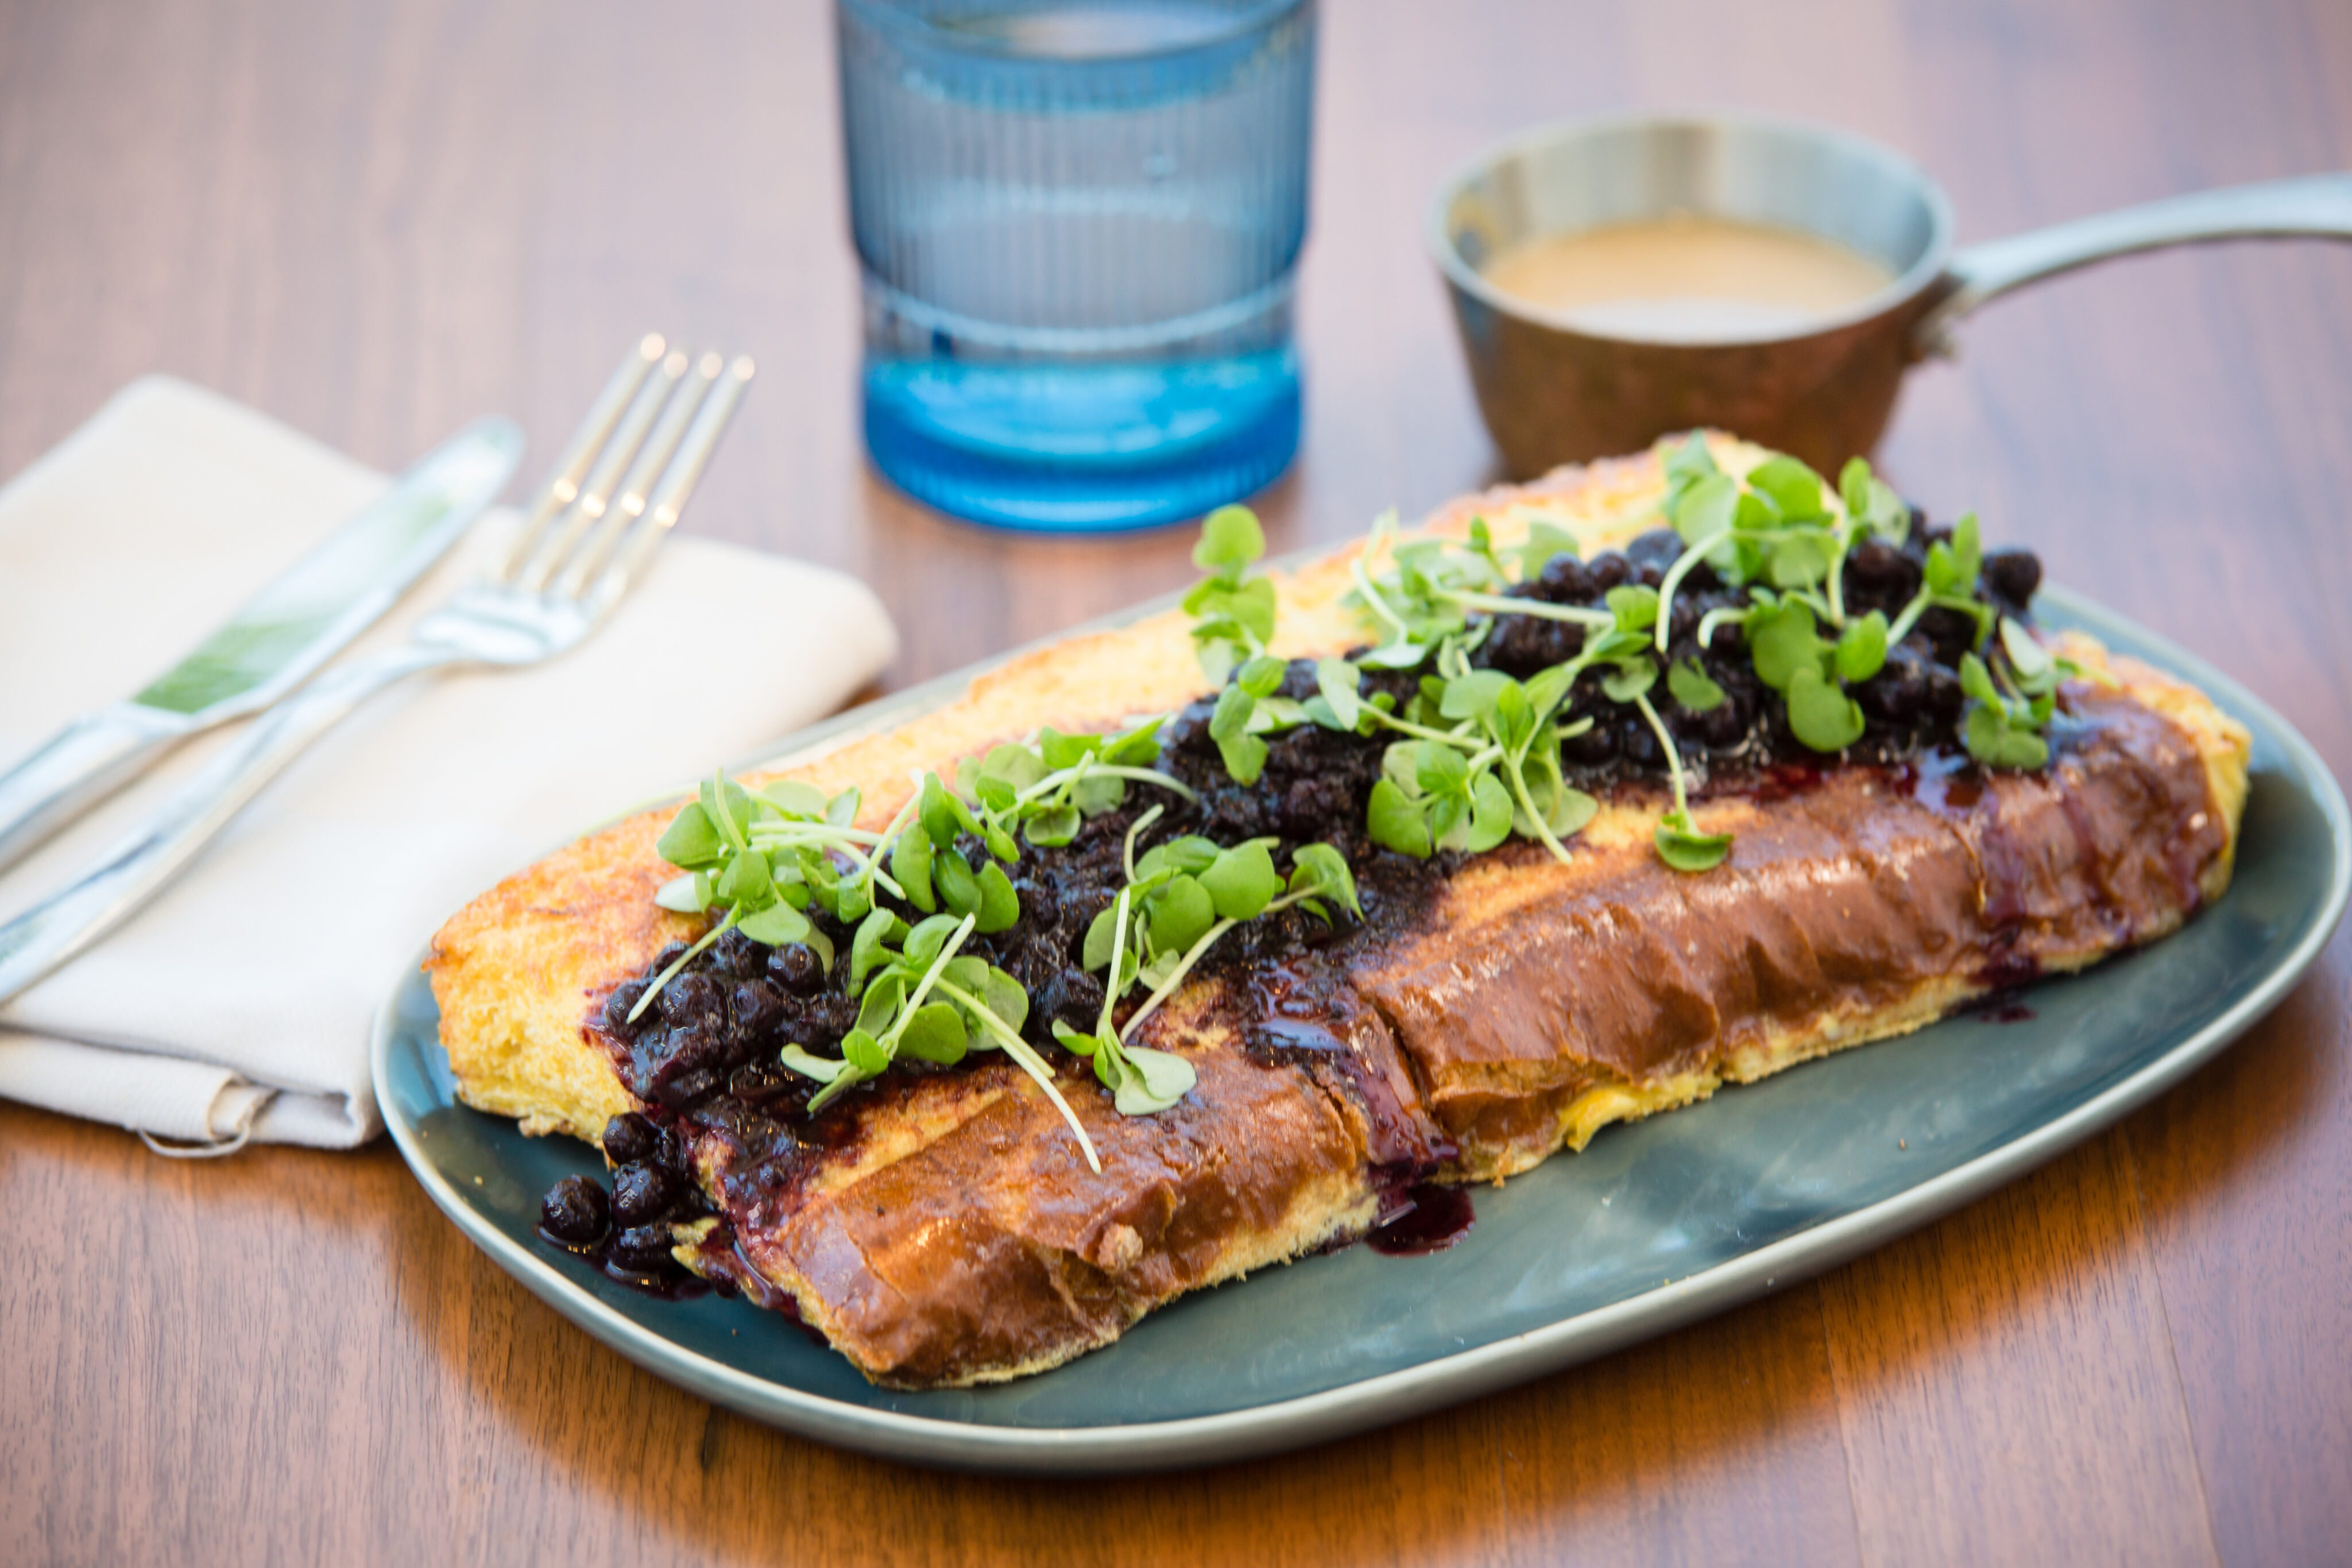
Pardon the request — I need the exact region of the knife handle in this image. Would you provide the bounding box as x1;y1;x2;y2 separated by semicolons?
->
0;706;194;876
0;646;451;1008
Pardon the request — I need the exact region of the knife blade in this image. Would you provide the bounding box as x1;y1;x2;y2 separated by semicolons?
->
0;416;523;872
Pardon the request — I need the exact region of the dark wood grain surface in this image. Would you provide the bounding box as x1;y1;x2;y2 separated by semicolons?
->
3;2;2347;1563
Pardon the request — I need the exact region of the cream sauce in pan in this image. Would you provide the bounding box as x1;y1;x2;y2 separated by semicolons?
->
1484;213;1895;340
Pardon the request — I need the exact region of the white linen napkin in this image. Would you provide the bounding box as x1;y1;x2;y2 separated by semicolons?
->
0;377;898;1149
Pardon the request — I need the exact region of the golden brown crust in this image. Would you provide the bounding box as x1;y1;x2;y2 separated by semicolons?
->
1355;677;2239;1181
425;434;2252;1387
746;1028;1376;1387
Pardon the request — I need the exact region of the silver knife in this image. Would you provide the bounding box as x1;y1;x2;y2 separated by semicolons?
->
0;418;523;873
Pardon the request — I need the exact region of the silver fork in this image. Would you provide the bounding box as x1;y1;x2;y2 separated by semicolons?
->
0;338;754;1006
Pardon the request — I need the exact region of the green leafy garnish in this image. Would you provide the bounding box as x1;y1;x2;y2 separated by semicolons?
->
1786;664;1866;752
634;768;899;1021
1630;688;1729;874
1746;598;1824;693
1077;842;1364;1084
1887;511;1996;649
1840;455;1909;542
1367;741;1514;856
1184;505;1276;683
1835;611;1890;683
1205;655;1287;784
955;720;1196;849
1519;521;1581;580
1655;809;1734;872
779;903;1108;1170
1309;656;1365;732
1958;642;2055;771
1668;657;1726;712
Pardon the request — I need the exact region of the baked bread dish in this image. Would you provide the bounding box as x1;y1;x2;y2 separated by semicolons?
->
428;435;2249;1388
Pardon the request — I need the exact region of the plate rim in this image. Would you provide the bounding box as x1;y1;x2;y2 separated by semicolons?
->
373;582;2351;1475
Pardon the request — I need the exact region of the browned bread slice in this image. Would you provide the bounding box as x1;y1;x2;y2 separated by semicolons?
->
426;436;2250;1386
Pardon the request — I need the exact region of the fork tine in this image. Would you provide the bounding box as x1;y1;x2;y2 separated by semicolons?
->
511;348;688;591
496;334;664;581
550;351;722;601
587;354;755;611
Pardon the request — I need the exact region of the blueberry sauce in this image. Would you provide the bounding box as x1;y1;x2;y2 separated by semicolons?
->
1367;1184;1477;1256
541;517;2048;1285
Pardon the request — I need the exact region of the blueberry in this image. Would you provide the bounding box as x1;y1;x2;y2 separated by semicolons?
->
1916;606;1978;669
1535;554;1595;605
1690;692;1750;750
612;1161;682;1226
1844;540;1920;600
1039;967;1105;1034
1983;548;2041;607
665;1024;730;1077
766;942;824;996
601;1113;661;1166
1625;529;1682;573
788;993;857;1055
656;971;723;1029
1586;553;1631;593
1486;614;1580;677
607;1224;677;1275
728;1060;803;1104
730;979;787;1042
628;1020;730;1105
539;1175;609;1246
600;980;648;1037
1562;720;1618;765
712;927;761;976
1281;776;1352;837
1859;645;1931;726
1007;880;1059;934
653;1067;726;1110
1925;664;1966;726
1673;556;1720;593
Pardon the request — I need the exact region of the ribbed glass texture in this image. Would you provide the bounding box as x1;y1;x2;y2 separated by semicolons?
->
839;0;1315;530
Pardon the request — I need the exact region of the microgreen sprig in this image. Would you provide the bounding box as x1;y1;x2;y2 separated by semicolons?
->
1204;655;1290;784
1051;886;1198;1116
1654;435;1893;657
1058;840;1363;1103
956;720;1195;849
1183;505;1276;683
1633;687;1734;872
1342;510;1513;670
778;905;1107;1170
1956;617;2083;771
1647;440;2029;769
1350;581;1666;867
630;771;880;1022
1885;510;1997;651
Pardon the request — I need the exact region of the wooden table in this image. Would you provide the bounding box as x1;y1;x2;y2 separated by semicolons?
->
3;1;2347;1562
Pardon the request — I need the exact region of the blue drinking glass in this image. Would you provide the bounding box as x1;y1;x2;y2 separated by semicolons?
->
838;0;1315;531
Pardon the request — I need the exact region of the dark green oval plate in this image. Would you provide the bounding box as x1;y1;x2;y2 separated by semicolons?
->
373;586;2347;1475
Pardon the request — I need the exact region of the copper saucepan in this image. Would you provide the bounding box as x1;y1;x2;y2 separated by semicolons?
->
1429;114;2352;477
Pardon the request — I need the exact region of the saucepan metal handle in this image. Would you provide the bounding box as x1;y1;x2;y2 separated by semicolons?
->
1920;171;2352;354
